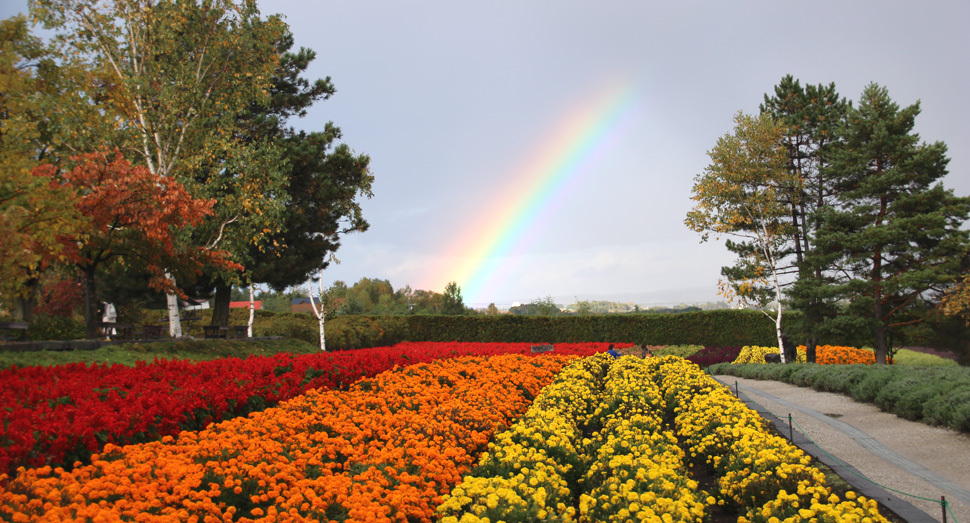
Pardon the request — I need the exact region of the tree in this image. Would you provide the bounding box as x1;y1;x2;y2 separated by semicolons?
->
442;281;466;315
816;83;970;364
509;296;562;316
685;111;798;360
306;271;327;351
41;150;234;338
199;29;372;328
0;15;94;320
32;0;285;336
573;299;594;315
760;76;850;361
941;272;970;325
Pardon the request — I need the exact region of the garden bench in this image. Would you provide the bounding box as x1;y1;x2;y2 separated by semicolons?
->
231;325;249;339
137;324;164;340
203;325;228;339
0;321;28;341
100;322;133;340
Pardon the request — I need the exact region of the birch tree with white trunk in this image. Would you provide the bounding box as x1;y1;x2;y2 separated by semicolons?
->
685;111;800;360
247;283;255;338
307;271;327;352
32;0;284;337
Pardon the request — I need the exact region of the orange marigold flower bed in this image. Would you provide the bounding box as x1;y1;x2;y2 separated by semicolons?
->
798;345;878;365
0;354;574;522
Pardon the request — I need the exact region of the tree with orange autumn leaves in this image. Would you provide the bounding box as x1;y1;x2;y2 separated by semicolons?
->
36;150;239;338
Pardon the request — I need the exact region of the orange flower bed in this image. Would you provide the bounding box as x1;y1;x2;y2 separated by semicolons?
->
0;354;573;522
798;345;878;365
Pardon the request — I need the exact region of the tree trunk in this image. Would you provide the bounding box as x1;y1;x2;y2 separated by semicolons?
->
805;337;818;364
211;281;231;328
83;267;100;339
775;305;785;362
307;273;326;351
873;326;888;365
247;284;255;338
12;278;38;323
165;272;182;338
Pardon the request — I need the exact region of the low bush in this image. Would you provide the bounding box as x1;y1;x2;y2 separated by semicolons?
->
26;314;85;341
710;363;970;434
847;368;897;404
892;349;958;366
254;312;316;343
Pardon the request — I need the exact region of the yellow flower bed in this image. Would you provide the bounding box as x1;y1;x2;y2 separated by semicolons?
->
662;356;890;522
732;344;882;365
733;345;807;364
439;355;708;523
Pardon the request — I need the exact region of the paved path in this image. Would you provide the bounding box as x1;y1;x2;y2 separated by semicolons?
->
714;376;970;523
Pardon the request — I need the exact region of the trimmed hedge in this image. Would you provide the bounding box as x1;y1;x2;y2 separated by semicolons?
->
392;310;797;346
16;309;869;352
257;310;857;351
710;363;970;433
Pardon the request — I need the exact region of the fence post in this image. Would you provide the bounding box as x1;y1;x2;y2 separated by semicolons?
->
942;495;947;523
789;413;794;442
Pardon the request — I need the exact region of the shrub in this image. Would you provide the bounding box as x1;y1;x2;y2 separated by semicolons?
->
847;368;897;404
325;316;385;351
892;349;958;366
254;312;316;344
27;314;85;341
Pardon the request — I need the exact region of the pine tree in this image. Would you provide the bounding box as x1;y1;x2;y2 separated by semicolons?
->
442;282;466;315
816;83;970;364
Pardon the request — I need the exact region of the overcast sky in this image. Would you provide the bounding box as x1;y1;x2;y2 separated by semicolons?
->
5;1;969;308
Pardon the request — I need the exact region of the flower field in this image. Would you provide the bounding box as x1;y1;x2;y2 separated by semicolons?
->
733;345;879;365
439;354;890;522
1;344;892;522
0;342;622;476
0;354;577;521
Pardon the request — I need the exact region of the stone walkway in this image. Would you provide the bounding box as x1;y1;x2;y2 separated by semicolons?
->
714;376;970;523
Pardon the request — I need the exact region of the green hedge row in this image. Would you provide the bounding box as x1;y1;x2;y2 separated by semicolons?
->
20;309;855;351
256;310;827;350
392;310;793;346
709;362;970;433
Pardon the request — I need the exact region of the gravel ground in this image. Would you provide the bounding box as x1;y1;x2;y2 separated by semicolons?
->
715;376;970;523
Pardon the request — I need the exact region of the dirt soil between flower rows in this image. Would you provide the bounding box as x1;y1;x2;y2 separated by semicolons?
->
715;375;970;523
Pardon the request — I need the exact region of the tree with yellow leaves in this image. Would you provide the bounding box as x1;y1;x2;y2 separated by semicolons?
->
685;111;800;361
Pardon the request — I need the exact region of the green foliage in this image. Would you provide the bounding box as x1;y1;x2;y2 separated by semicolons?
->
324;316;385;351
0;338;317;369
26;313;85;341
652;345;703;358
891;349;958;367
399;310;832;346
508;296;564;316
813;83;970;363
254;312;317;344
712;363;970;433
441;281;466;315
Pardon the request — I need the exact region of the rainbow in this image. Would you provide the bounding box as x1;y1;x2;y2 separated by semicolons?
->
426;81;642;305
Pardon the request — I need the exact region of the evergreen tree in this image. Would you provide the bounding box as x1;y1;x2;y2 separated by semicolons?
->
442;281;466;315
815;83;970;364
205;29;373;327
